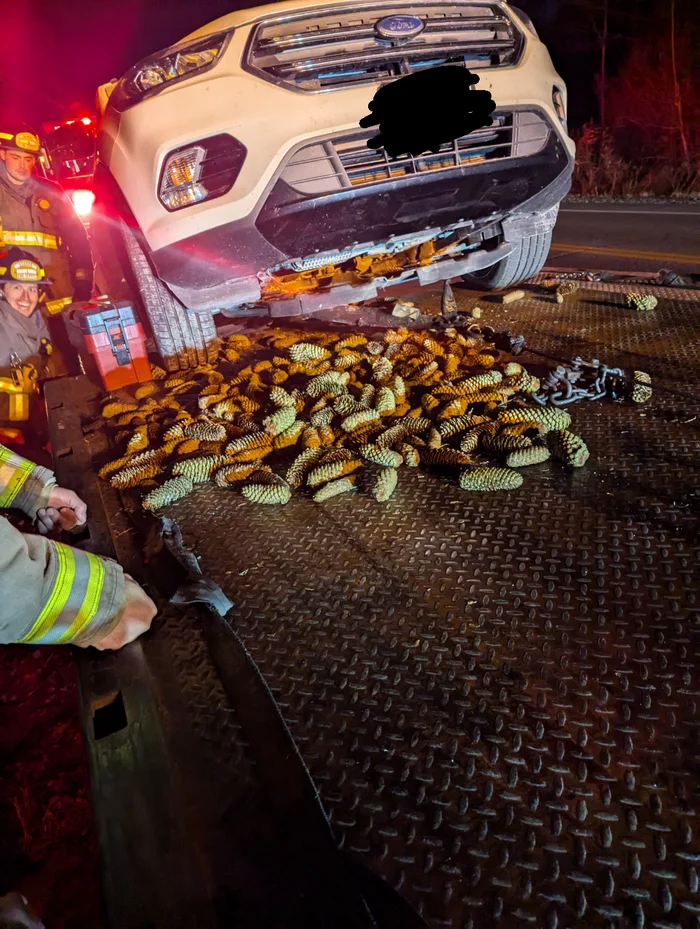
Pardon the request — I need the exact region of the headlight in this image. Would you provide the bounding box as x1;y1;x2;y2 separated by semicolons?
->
109;30;233;112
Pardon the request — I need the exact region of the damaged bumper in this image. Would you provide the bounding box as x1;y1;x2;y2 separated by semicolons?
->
150;121;572;314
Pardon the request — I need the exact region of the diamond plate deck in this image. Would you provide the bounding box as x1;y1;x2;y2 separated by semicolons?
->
47;377;397;929
159;288;700;929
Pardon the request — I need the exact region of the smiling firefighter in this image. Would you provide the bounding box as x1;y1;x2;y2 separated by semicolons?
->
0;248;58;428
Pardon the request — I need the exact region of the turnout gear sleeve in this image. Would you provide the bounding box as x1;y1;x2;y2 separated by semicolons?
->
0;445;126;646
0;443;56;518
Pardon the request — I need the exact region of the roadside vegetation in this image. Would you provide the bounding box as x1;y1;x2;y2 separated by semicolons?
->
523;0;699;199
570;124;699;199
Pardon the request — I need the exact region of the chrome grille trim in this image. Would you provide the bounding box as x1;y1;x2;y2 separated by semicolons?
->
244;2;523;93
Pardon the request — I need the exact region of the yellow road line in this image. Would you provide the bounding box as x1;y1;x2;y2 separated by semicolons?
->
549;243;699;263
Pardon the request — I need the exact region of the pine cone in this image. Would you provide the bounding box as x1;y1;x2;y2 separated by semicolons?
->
215;463;266;487
172;455;229;484
288;342;331;362
398;443;420;467
506;446;551;468
420;447;473;468
459;467;524;492
286;448;325;488
342;409;381;433
307;459;362;487
481;433;533;455
372;468;398;502
183;420;227;442
309;407;334;427
498;406;572;432
142;476;194;510
626;293;658;311
438;414;490;440
375;387;396;414
313;477;356;502
242;482;292;505
272;421;306;449
555;281;579;303
359;445;403;468
630;370;652;404
547;430;590;468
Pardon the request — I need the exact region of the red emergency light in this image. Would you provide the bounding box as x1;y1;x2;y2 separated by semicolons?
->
71;189;95;217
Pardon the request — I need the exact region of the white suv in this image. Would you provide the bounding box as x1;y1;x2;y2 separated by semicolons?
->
93;0;574;370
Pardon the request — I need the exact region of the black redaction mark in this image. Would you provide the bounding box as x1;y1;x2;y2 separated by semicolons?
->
359;65;497;159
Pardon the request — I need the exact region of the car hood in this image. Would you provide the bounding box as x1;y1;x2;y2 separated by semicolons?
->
184;0;511;41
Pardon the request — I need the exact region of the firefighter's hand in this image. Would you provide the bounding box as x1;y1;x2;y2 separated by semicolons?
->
35;487;88;535
0;893;45;928
90;574;157;651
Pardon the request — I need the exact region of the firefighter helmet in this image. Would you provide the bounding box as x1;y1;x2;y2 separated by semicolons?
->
0;248;52;285
0;129;41;153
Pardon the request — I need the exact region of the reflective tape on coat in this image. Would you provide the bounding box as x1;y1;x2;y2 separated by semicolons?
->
0;230;60;249
0;445;34;508
45;296;73;315
19;541;107;644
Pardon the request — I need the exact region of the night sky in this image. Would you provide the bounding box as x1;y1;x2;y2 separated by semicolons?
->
2;0;252;125
1;0;675;132
1;0;584;127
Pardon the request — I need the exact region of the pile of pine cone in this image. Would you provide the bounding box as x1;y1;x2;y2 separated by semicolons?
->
98;326;597;510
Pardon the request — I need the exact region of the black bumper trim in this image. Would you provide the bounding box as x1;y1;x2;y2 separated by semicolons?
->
150;132;572;311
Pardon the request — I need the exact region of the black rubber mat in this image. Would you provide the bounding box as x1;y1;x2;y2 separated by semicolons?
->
159;289;700;928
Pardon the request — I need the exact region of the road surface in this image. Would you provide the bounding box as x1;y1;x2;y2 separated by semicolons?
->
549;200;700;273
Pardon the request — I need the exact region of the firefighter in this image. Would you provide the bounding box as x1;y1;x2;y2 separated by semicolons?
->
0;248;61;451
0;248;54;378
0;127;93;362
0;442;157;648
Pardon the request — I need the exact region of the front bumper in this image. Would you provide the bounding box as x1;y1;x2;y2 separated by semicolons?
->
150;127;572;312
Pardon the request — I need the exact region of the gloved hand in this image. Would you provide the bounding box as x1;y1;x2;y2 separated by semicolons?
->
36;486;88;535
72;279;93;303
89;574;157;650
0;892;45;928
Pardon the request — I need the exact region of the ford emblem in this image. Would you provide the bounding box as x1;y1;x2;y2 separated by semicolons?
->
374;14;426;41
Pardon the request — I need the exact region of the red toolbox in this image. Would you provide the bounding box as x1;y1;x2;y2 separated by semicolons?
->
77;301;152;391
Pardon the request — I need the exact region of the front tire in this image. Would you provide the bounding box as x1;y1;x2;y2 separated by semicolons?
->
461;226;553;290
119;222;218;372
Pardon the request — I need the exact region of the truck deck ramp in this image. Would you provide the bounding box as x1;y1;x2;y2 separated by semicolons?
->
46;281;700;928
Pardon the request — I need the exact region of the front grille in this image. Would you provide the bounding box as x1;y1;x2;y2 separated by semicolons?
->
244;2;523;93
280;109;550;194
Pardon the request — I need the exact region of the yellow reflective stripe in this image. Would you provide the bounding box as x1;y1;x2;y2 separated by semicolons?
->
0;132;13;140
46;296;72;315
56;553;105;644
19;543;75;643
0;448;34;508
1;230;59;249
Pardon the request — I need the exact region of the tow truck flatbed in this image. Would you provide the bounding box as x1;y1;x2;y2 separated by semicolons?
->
45;278;700;928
